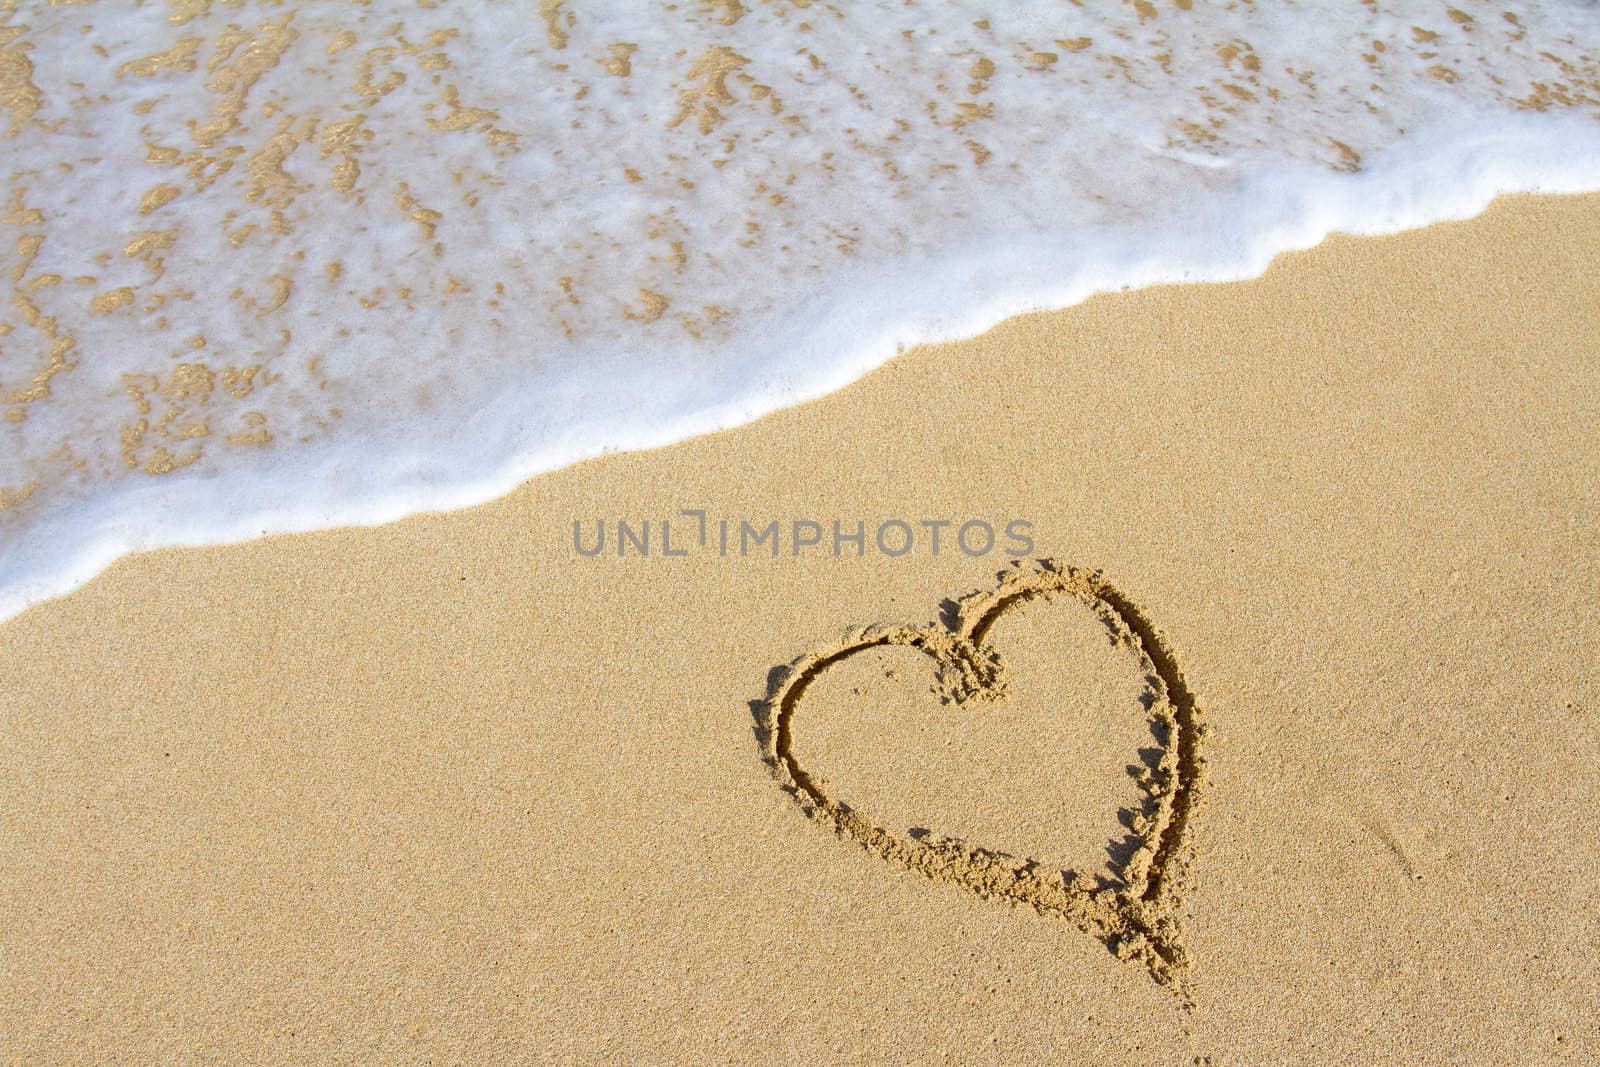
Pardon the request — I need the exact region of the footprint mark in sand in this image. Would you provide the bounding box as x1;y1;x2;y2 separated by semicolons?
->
754;560;1208;989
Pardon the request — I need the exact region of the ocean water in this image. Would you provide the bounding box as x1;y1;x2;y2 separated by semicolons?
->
1;0;1598;619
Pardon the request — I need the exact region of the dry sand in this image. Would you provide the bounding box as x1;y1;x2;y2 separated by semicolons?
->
2;193;1597;1063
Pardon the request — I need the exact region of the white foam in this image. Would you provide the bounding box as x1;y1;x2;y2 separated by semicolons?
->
2;2;1598;620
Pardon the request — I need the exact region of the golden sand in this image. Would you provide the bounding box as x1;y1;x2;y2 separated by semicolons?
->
2;194;1597;1061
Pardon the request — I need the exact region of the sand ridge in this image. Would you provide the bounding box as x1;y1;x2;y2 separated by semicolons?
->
756;560;1208;991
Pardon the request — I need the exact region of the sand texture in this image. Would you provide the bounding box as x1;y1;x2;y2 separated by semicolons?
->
2;194;1597;1062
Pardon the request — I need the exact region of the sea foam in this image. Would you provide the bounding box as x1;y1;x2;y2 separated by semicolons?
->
1;1;1598;619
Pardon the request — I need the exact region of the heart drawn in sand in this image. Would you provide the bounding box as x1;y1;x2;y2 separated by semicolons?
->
755;560;1207;989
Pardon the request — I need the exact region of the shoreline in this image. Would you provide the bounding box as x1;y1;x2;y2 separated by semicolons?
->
8;142;1600;625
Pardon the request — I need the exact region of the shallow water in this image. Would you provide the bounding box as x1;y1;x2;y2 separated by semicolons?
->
2;0;1598;619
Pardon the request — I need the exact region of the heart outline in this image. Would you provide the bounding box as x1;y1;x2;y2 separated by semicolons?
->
755;560;1207;989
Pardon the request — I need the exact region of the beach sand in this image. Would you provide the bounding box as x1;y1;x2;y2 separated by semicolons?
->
2;193;1597;1062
